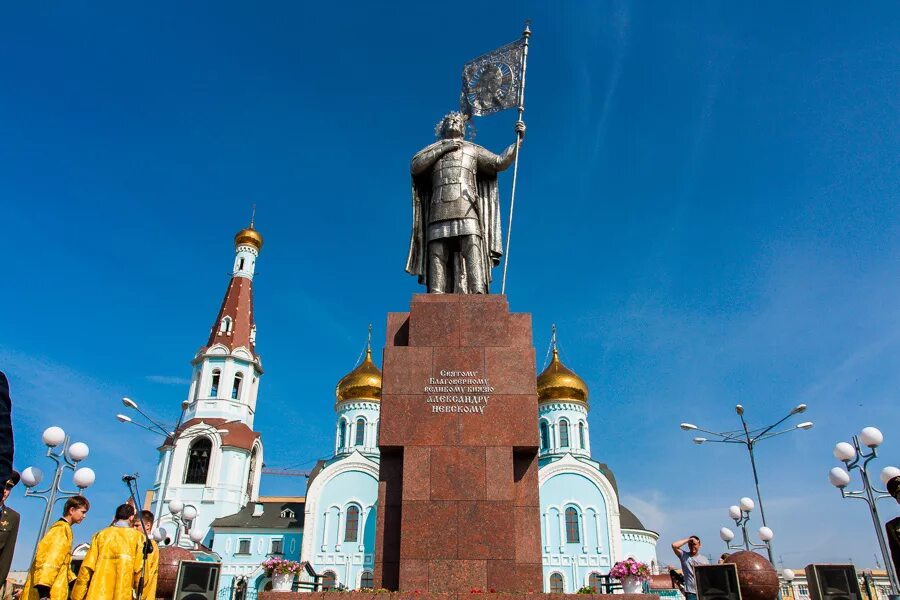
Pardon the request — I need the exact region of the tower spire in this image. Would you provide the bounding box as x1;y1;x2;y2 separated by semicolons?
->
249;204;256;229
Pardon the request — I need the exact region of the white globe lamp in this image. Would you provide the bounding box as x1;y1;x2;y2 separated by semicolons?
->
783;569;795;582
67;442;90;462
833;442;856;462
728;505;742;520
880;466;900;485
719;527;735;542
181;505;198;522
42;426;66;447
758;526;774;542
72;467;95;489
829;467;851;488
188;528;204;543
739;497;755;512
21;466;43;488
168;499;184;515
859;427;883;448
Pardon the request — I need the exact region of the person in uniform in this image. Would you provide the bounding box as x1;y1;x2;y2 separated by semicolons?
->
71;504;143;600
21;495;90;600
133;510;158;600
0;472;20;599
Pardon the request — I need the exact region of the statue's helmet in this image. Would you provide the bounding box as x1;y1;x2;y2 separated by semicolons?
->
435;111;473;139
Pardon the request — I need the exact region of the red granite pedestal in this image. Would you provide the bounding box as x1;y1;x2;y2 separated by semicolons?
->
373;294;542;593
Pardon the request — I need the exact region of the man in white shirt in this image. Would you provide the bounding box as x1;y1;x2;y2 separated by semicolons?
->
672;535;709;600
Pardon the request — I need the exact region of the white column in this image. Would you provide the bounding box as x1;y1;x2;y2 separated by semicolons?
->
580;510;588;553
557;511;565;553
542;512;551;552
335;509;344;551
321;512;329;551
593;511;603;553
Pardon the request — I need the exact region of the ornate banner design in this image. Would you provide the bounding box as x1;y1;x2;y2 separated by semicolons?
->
459;38;526;117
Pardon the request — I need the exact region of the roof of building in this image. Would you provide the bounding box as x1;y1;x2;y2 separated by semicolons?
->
210;500;305;529
618;504;646;531
161;418;260;451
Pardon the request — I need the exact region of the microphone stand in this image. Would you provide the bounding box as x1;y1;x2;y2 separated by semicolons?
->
124;475;151;600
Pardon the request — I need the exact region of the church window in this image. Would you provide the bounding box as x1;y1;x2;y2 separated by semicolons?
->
588;572;603;593
360;571;374;589
210;370;220;397
344;505;360;542
321;571;337;591
232;373;243;400
220;316;233;334
578;421;586;449
559;419;570;448
270;538;283;555
184;437;212;484
246;448;258;498
550;573;564;593
280;508;295;519
540;420;550;450
237;538;251;555
338;419;347;449
355;418;366;447
565;507;580;543
239;258;245;270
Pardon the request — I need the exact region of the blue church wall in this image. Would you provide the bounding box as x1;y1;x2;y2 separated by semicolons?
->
212;528;303;600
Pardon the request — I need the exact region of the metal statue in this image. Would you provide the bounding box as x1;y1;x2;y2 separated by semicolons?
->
405;112;525;294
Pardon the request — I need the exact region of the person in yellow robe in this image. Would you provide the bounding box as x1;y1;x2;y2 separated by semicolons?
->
20;495;90;600
71;503;144;600
133;509;159;600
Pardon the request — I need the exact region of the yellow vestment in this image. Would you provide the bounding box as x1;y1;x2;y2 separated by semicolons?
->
20;520;73;600
71;525;143;600
139;539;159;600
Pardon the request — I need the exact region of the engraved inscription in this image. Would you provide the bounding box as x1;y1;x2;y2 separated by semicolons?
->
425;369;494;414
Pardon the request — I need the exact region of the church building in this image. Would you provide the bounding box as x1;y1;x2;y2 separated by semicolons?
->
148;223;658;599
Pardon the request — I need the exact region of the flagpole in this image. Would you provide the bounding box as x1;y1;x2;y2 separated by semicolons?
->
500;21;531;296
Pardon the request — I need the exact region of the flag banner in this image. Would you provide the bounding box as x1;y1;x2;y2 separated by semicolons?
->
460;38;526;117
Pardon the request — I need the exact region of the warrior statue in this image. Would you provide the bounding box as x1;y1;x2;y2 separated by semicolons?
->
405;112;525;293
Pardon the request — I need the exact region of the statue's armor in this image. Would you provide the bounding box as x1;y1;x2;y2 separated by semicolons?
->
429;142;481;223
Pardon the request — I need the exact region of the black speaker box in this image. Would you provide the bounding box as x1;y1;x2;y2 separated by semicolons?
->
805;564;862;600
696;564;742;600
174;560;221;600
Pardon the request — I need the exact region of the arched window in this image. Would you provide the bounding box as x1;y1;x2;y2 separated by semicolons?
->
232;373;243;400
360;571;374;589
209;370;220;397
578;421;586;449
185;437;212;484
550;573;564;594
246;448;258;498
540;420;550;450
588;572;602;593
565;507;580;543
220;316;233;334
344;505;360;542
559;419;570;448
355;418;366;447
321;571;337;591
338;419;347;449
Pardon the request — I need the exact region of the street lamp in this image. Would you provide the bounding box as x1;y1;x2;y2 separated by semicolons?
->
828;426;900;595
719;497;774;553
783;569;795;599
22;426;95;558
680;403;813;567
167;499;200;546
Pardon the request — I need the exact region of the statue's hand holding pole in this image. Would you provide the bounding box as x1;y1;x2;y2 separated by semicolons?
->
515;120;526;141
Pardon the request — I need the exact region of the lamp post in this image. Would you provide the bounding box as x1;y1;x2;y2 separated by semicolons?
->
680;403;813;567
167;499;205;547
783;569;795;600
828;426;900;595
21;426;95;557
719;496;774;553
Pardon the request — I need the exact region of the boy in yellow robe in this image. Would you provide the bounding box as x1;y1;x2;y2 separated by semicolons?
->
21;495;90;600
71;503;144;600
133;510;159;600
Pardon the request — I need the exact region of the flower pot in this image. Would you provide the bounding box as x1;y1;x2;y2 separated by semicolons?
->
622;576;643;594
272;572;294;592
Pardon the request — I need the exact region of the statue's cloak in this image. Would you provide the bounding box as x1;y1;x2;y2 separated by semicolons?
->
405;147;503;291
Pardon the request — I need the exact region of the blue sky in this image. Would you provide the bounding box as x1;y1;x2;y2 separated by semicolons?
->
3;0;900;569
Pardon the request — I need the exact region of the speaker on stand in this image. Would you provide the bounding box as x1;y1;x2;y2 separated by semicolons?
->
696;564;742;600
173;560;221;600
804;564;862;600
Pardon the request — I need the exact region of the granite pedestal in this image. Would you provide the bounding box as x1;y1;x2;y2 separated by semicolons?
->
373;294;542;593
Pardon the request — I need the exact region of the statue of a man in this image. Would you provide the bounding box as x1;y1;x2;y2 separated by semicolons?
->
405;112;524;293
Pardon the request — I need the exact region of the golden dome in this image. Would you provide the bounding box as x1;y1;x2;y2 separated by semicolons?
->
336;347;382;403
234;225;263;251
536;347;588;404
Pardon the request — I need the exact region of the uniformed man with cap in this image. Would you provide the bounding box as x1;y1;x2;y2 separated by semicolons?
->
0;471;20;598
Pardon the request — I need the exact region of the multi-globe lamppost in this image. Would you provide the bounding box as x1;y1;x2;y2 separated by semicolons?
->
827;426;900;595
680;403;813;566
718;496;775;553
20;426;96;557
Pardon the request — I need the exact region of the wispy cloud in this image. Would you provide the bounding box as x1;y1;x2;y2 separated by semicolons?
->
145;374;191;385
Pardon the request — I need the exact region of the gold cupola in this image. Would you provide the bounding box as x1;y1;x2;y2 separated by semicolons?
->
335;334;382;404
536;328;588;405
234;207;263;251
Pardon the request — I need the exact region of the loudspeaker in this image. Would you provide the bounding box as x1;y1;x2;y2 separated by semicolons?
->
805;564;862;600
696;564;742;600
174;560;221;600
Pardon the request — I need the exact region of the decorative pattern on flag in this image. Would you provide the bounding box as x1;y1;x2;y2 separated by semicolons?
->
460;38;526;117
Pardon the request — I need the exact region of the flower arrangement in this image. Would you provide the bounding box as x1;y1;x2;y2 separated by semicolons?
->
262;557;303;576
608;558;651;581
